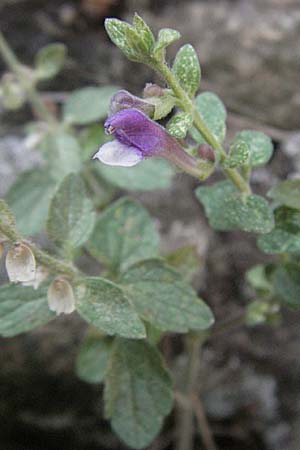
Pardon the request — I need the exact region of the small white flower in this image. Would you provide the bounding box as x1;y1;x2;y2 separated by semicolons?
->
47;277;76;315
5;242;36;283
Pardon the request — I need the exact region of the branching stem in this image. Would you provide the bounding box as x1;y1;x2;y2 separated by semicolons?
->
153;60;251;194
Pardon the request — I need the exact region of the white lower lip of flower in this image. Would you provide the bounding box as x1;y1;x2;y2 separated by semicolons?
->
93;140;143;167
48;278;76;315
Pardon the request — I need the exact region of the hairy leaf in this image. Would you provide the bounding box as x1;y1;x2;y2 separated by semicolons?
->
268;179;300;210
166;111;193;138
121;259;214;332
190;92;226;144
0;284;54;336
76;335;112;384
104;339;173;449
63;86;118;125
96;158;174;191
196;181;274;233
76;277;146;339
87;197;159;273
6;170;55;235
47;173;95;249
35;43;66;80
233;130;273;167
172;44;200;97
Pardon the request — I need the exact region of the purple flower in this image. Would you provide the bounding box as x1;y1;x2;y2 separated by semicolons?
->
93;108;209;178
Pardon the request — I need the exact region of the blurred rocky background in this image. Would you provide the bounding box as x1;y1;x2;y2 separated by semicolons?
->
0;0;300;449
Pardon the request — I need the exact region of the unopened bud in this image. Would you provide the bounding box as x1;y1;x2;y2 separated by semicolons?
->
48;277;75;315
109;89;155;117
22;265;49;290
143;83;164;98
5;242;36;283
197;144;215;162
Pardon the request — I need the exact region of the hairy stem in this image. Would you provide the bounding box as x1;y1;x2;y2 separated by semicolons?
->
0;31;57;124
153;60;251;194
0;219;79;279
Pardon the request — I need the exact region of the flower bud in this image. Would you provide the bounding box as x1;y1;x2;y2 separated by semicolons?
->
143;83;164;98
197;144;215;162
22;265;49;290
109;89;155;117
47;277;75;315
5;242;36;283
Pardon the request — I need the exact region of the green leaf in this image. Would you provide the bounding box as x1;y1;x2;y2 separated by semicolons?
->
0;198;16;230
96;157;174;191
165;245;199;282
47;173;95;249
120;259;214;332
6;170;55;235
148;94;175;120
76;335;112;384
273;263;300;307
190;92;226;144
42;132;81;182
258;206;300;254
246;264;273;293
87;197;159;273
153;28;181;55
76;277;146;339
196;181;274;233
63;86;118;125
166;111;193;138
105;19;143;62
79;124;107;161
35;43;66;80
172;44;200;97
0;284;54;336
232;130;273;167
104;339;173;449
224;140;250;168
268;179;300;210
133;14;155;51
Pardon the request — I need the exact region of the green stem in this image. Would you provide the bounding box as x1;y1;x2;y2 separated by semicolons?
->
0;219;79;279
0;31;56;124
153;60;251;194
176;333;205;450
